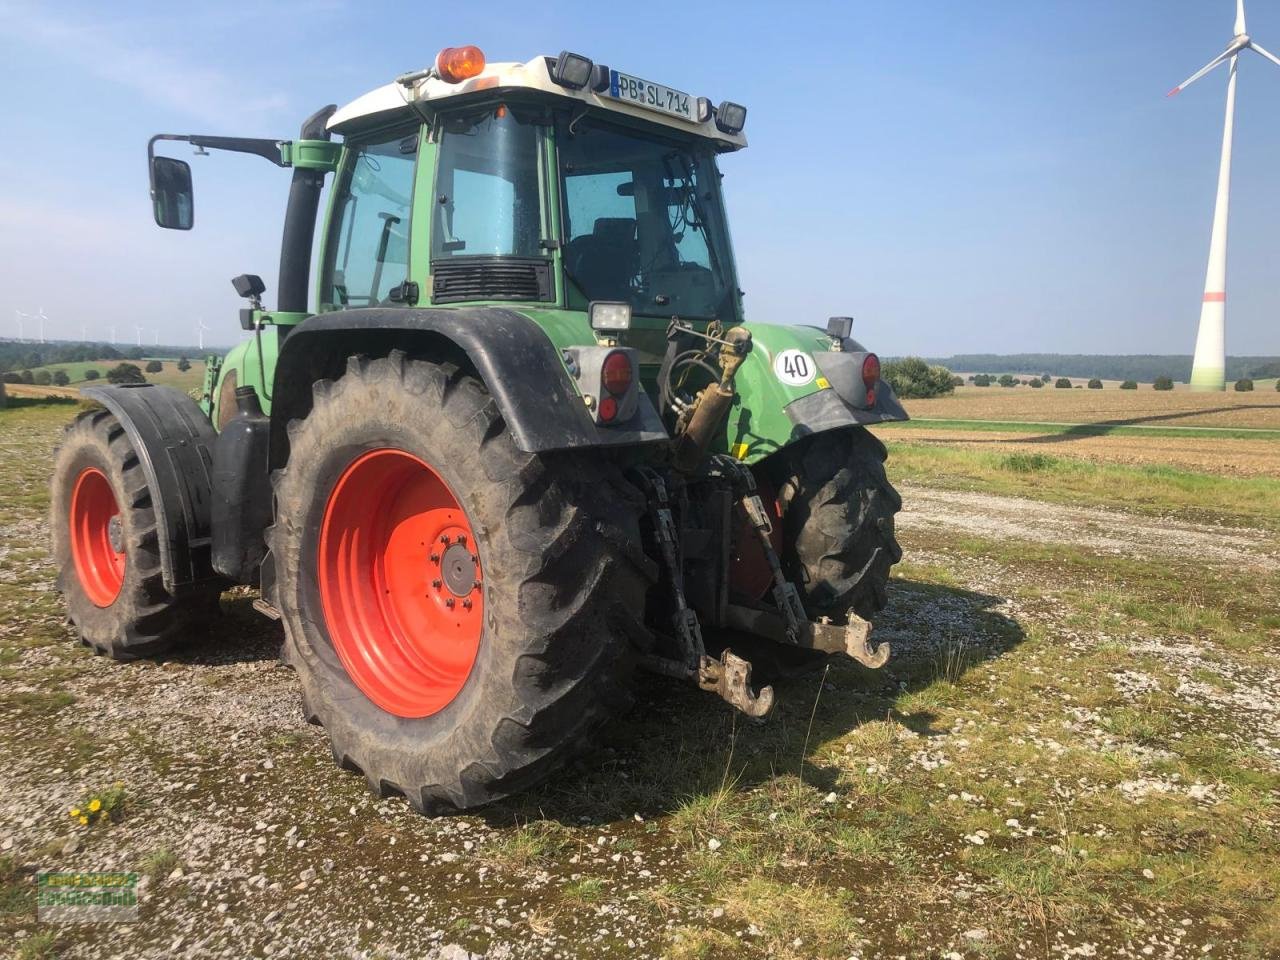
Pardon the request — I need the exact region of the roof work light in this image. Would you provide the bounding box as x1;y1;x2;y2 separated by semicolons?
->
715;101;747;135
550;51;595;90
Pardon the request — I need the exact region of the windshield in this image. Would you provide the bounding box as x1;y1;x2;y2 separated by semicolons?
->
557;119;735;320
432;108;543;260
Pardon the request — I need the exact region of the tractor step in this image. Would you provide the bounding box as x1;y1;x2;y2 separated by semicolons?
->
252;597;281;621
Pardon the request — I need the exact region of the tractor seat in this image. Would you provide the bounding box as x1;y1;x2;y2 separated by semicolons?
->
566;217;639;296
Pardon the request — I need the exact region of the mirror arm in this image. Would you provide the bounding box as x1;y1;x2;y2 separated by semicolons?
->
147;133;288;170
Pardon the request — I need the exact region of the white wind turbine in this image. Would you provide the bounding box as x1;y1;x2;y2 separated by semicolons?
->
197;318;210;351
14;309;26;342
109;325;117;344
37;308;48;344
1168;0;1280;391
134;324;143;347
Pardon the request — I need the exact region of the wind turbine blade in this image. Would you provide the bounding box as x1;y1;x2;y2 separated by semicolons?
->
1167;48;1233;96
1248;40;1280;68
1235;0;1247;37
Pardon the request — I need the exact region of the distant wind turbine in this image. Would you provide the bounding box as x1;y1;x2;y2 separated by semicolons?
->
197;318;210;351
152;330;158;347
1168;0;1280;391
37;308;48;344
14;310;25;342
134;324;143;347
109;325;117;344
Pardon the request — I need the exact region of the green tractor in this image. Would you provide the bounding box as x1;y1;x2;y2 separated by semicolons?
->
51;46;906;812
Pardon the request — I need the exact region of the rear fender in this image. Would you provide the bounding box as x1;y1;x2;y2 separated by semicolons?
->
268;306;667;470
727;323;908;464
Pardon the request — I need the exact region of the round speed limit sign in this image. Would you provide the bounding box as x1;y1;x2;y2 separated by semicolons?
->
773;349;816;386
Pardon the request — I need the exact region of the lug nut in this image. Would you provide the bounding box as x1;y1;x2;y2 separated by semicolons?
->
445;598;455;608
440;535;451;544
432;579;442;589
430;553;440;562
462;598;472;609
457;534;467;545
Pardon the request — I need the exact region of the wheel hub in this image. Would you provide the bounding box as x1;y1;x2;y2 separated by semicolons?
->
439;541;478;597
317;448;484;719
69;467;126;608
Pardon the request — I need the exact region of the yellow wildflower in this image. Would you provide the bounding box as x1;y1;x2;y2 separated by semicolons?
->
88;799;102;813
69;808;81;818
78;816;89;826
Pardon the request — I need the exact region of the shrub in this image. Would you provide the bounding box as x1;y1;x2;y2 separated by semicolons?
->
1153;376;1174;391
950;375;964;387
52;370;70;386
880;357;957;399
972;374;993;387
1087;378;1103;389
34;370;52;385
19;369;34;384
145;360;163;373
1029;378;1043;388
1233;378;1253;392
1055;377;1072;389
1120;380;1138;390
177;357;191;372
84;368;100;381
998;374;1017;388
1;372;20;384
1276;379;1280;392
107;362;146;385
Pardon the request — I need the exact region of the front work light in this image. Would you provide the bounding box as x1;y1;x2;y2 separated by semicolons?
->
589;301;631;331
715;101;747;135
436;46;486;83
551;51;594;90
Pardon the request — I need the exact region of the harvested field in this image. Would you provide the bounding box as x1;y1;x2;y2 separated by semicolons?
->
3;402;1278;960
902;385;1280;430
881;427;1280;477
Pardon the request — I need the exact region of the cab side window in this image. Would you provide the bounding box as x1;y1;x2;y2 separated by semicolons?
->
322;130;418;308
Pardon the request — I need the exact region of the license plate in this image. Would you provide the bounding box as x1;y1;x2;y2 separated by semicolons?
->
607;70;694;122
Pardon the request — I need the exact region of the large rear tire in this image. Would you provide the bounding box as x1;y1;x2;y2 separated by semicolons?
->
772;427;902;622
267;352;654;813
51;409;220;658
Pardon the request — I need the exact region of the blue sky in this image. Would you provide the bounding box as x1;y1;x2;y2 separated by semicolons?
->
0;0;1277;356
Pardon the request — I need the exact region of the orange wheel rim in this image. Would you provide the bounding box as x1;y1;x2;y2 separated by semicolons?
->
317;449;483;718
69;467;126;607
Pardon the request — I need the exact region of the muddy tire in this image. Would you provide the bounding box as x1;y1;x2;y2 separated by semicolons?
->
50;409;220;659
773;427;902;622
267;352;654;813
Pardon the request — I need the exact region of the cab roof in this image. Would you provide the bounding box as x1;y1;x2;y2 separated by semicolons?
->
327;55;747;151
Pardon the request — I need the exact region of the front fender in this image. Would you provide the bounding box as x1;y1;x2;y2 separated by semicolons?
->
726;323;908;464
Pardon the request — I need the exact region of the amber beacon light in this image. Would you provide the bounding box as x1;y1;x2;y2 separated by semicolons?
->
435;46;486;83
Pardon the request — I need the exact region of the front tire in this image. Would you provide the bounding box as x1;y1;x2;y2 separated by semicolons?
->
268;352;654;813
772;427;902;622
51;409;220;658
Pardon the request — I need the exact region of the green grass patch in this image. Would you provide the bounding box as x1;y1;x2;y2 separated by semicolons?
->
884;440;1280;529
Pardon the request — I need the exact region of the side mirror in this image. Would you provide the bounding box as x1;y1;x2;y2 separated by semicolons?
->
150;156;194;230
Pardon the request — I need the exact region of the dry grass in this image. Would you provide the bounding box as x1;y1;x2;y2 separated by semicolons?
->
881;427;1280;476
902;384;1280;429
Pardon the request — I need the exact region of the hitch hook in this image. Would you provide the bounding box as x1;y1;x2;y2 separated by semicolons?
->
698;651;775;718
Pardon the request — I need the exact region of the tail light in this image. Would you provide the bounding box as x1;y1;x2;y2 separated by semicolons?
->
862;353;880;407
601;350;633;396
598;395;619;423
436;46;485;83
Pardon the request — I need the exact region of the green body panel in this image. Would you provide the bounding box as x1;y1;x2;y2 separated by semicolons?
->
720;322;836;463
278;139;342;172
211;328;281;425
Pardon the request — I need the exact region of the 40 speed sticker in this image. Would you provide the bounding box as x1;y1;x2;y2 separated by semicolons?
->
773;349;816;386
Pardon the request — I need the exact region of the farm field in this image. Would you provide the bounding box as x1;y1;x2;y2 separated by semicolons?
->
901;384;1280;429
2;400;1278;960
881;387;1280;477
8;359;208;394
